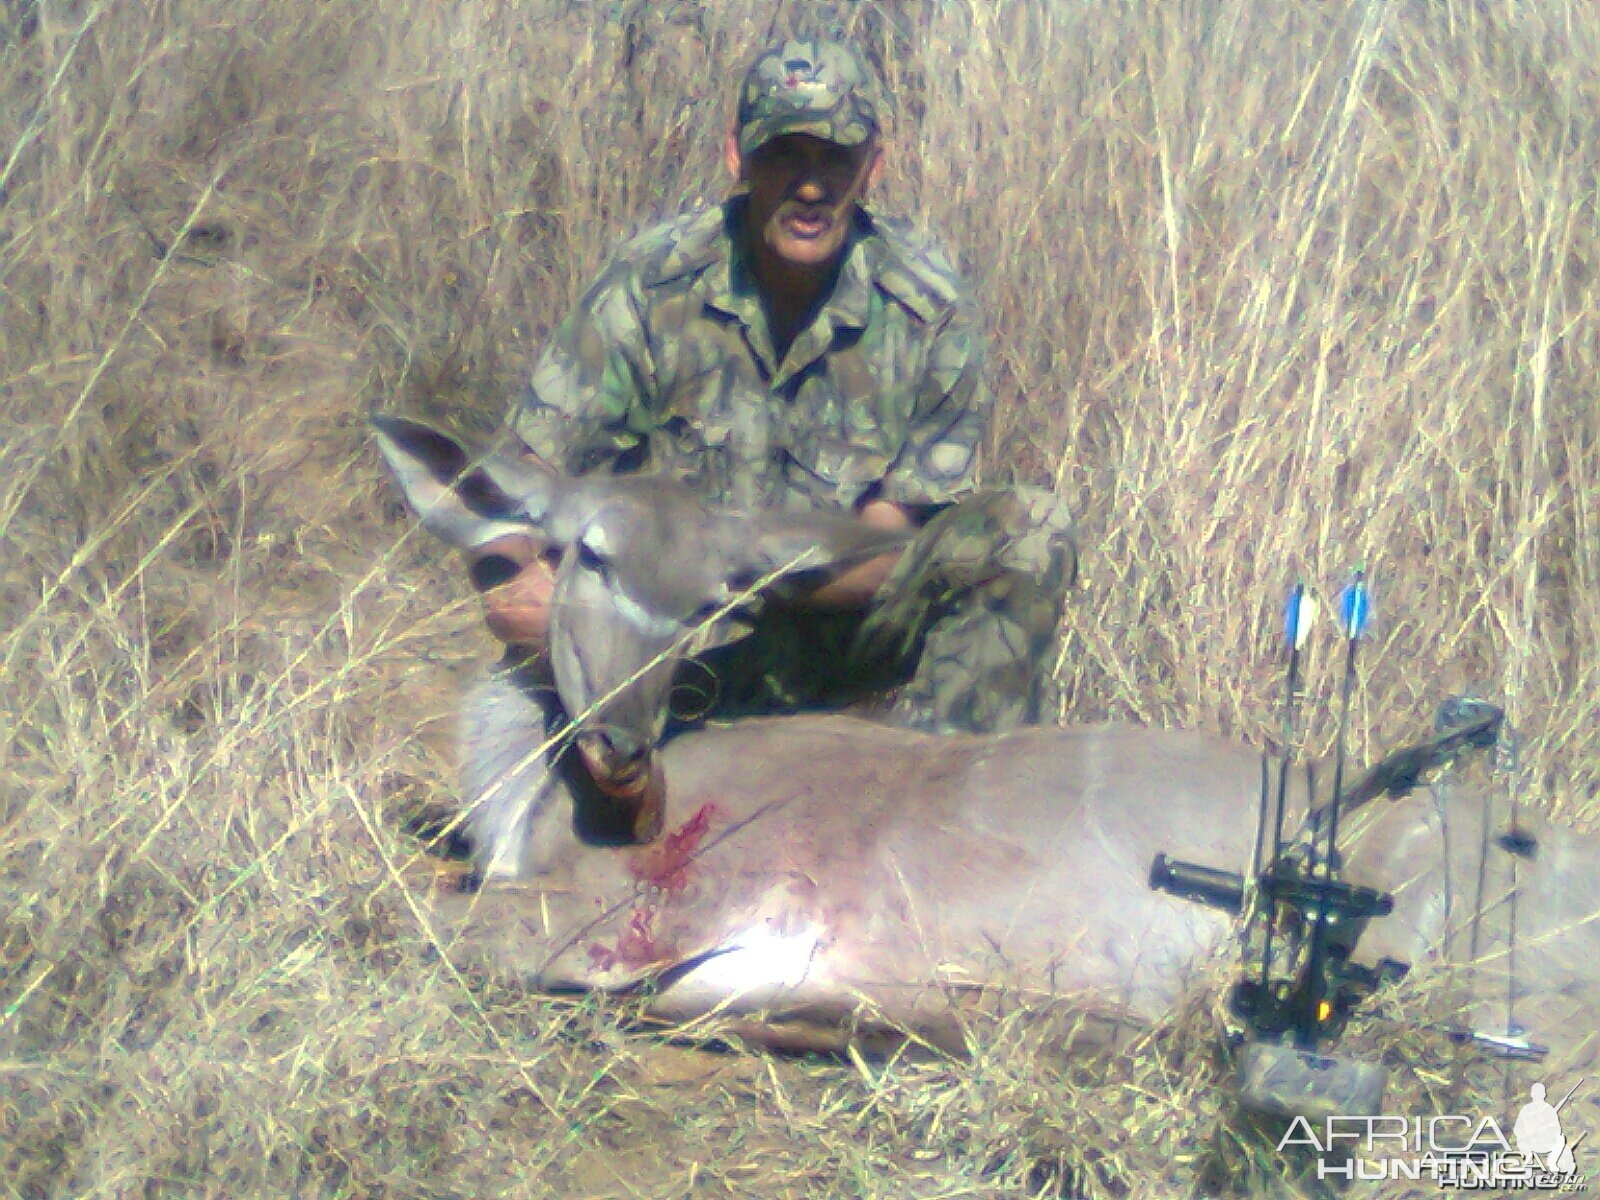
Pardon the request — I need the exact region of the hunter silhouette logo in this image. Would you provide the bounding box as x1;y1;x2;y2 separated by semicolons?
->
1515;1081;1582;1178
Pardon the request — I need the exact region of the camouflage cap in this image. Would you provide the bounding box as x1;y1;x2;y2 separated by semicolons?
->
736;39;883;156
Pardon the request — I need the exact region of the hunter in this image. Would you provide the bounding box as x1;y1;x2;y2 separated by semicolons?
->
479;38;1075;740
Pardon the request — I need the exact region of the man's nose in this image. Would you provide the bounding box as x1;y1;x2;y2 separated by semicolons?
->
793;175;828;203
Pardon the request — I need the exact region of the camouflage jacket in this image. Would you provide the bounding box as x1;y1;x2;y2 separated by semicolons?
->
513;197;991;515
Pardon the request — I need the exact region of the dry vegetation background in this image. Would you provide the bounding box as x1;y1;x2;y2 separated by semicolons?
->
2;0;1597;1196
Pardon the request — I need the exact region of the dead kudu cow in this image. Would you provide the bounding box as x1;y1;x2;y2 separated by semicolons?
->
373;416;1600;1101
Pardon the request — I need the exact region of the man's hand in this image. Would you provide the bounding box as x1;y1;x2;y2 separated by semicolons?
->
475;533;556;647
801;498;914;609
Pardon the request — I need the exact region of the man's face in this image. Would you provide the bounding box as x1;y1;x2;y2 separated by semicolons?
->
738;133;880;270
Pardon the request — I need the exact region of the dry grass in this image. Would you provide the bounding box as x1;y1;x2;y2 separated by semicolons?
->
2;0;1597;1195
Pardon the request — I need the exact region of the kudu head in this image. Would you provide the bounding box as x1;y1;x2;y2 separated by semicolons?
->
371;415;911;839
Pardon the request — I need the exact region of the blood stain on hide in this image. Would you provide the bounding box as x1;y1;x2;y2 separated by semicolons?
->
630;802;721;893
588;805;722;971
588;909;663;971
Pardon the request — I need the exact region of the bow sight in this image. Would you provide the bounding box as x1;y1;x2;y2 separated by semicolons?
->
1149;843;1405;1046
1149;574;1519;1119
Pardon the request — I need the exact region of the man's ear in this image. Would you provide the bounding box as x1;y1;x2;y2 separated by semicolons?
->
865;138;885;191
724;126;744;184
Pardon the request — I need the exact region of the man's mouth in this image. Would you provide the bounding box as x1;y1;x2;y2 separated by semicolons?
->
781;210;832;239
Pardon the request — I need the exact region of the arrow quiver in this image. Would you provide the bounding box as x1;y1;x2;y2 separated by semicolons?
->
1150;697;1505;1118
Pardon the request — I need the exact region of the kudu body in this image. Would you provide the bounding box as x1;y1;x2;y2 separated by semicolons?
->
375;417;1600;1085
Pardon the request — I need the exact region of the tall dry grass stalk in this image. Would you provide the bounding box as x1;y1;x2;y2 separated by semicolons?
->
2;0;1596;1195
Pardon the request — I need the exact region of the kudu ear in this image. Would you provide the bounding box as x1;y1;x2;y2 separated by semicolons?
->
371;415;556;550
728;510;913;592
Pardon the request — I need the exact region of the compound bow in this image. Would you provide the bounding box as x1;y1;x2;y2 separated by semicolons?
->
1149;573;1540;1118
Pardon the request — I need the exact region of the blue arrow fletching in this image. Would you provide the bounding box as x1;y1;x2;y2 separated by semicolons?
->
1283;586;1316;651
1338;572;1371;639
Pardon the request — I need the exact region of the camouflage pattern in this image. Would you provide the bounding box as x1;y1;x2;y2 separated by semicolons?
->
735;39;883;156
514;197;1076;736
863;487;1078;733
515;198;988;515
668;487;1077;735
